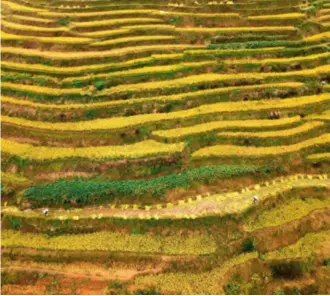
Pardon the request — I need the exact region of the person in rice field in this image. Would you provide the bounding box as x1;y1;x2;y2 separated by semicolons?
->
43;208;49;216
253;195;259;204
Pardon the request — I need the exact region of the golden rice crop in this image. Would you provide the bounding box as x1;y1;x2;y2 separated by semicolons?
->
2;0;46;12
307;153;330;160
153;116;302;139
265;230;330;260
154;11;240;18
39;9;157;18
244;197;330;231
1;138;185;160
62;61;215;83
1;82;80;96
303;31;330;42
176;26;297;33
79;28;131;38
98;65;330;96
123;24;176;30
2;94;328;132
8;62;322;96
1;44;199;59
217;121;324;138
308;110;330;120
225;52;330;65
71;18;163;28
1;172;30;186
1;31;92;44
10;15;54;24
134;252;258;294
90;35;176;46
1;230;216;255
248;13;305;20
1;82;302;112
192;134;330;158
1;53;183;74
1;19;68;33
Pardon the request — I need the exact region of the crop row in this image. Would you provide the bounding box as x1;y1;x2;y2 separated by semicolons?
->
2;230;216;255
176;26;297;33
2;94;328;132
307;153;330;160
2;65;329;99
2;0;45;12
265;230;330;260
217;121;325;138
90;35;176;47
244;196;330;232
6;52;328;87
1;19;68;33
61;61;214;85
1;139;185;160
2;45;328;78
5;43;324;66
81;65;330;97
247;13;305;20
192;134;330;159
38;9;240;18
0;53;183;75
152;116;303;139
1;83;303;117
308;110;330;121
224;52;330;66
2;31;93;45
10;15;54;24
134;252;258;294
1;44;200;60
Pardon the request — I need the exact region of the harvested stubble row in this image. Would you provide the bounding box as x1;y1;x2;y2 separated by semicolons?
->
1;82;302;111
192;134;330;159
2;230;216;255
2;94;329;131
1;139;185;160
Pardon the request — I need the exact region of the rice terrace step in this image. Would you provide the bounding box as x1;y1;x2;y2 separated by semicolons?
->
1;0;330;295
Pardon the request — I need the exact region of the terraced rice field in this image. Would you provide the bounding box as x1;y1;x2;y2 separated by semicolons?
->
1;0;330;294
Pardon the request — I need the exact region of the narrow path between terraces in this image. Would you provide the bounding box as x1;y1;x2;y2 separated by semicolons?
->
2;175;329;220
